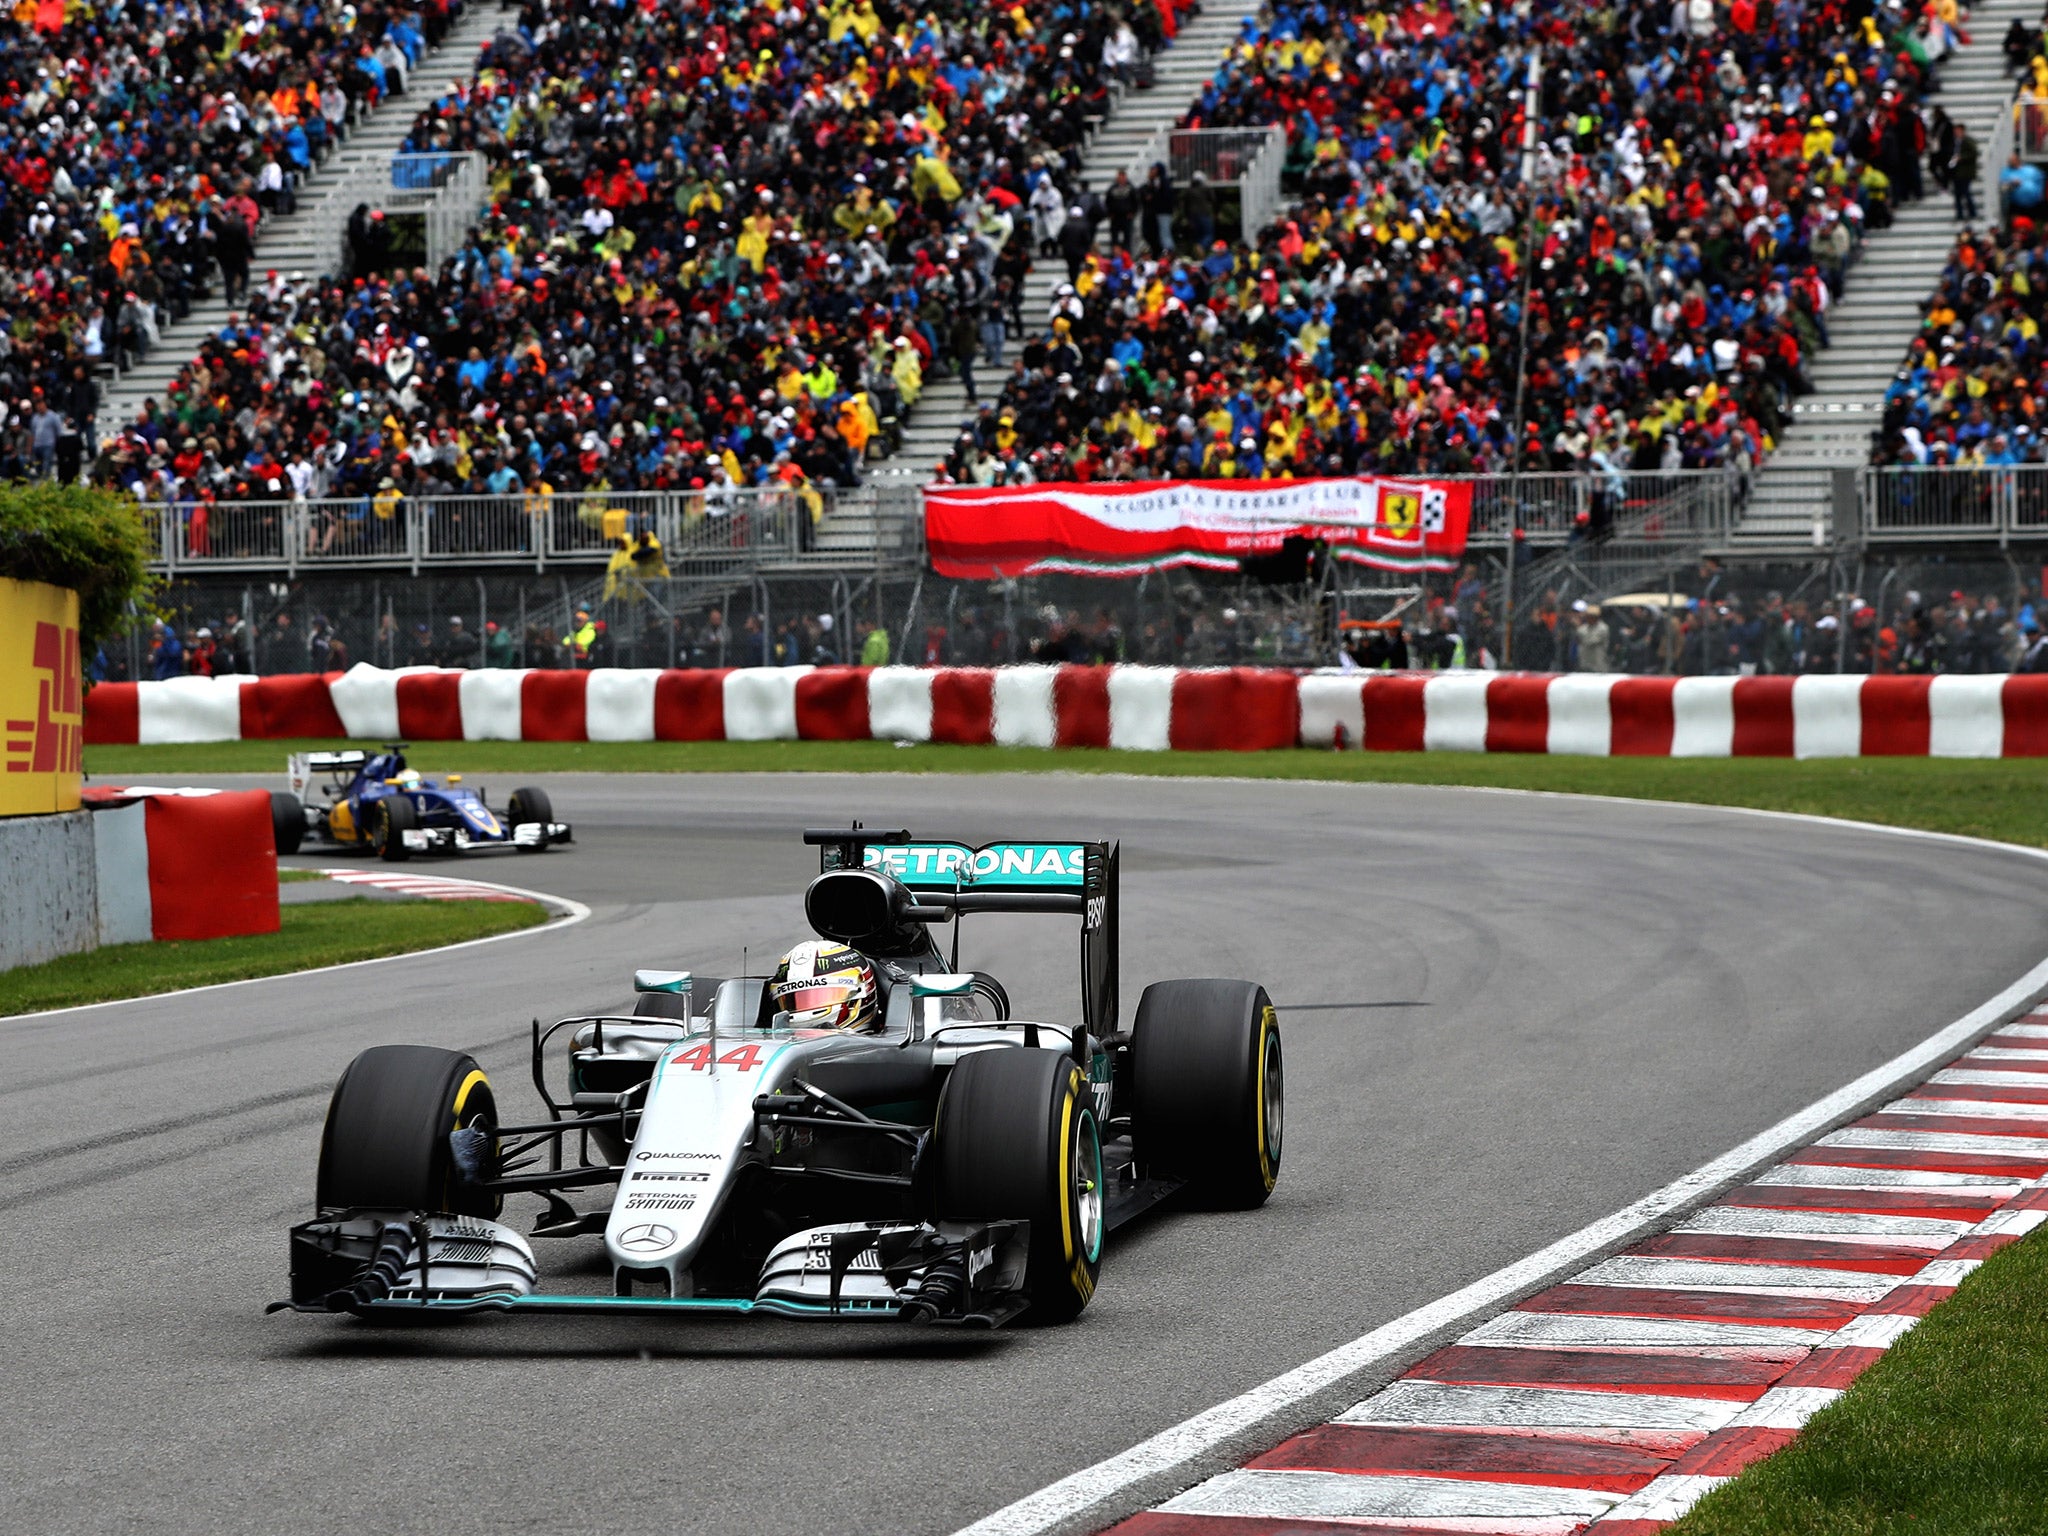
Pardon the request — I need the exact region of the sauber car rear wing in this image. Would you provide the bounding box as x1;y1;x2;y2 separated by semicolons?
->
804;826;1120;1035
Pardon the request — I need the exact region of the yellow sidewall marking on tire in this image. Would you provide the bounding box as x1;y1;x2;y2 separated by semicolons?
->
1256;1006;1276;1190
1057;1074;1077;1264
453;1069;489;1125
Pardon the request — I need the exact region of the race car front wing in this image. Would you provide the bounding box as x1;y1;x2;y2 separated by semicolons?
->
268;1213;1032;1327
394;820;573;854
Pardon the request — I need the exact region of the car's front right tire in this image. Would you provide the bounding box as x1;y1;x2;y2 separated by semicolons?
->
931;1047;1102;1323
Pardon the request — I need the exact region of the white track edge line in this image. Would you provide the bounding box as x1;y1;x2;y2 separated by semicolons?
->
953;817;2048;1536
2;875;592;1024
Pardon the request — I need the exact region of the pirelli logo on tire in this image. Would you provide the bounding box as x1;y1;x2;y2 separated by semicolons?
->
0;577;83;817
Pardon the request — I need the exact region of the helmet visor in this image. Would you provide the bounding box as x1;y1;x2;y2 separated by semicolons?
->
778;983;859;1016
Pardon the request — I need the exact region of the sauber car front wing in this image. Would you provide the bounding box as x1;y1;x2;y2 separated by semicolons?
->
392;820;572;854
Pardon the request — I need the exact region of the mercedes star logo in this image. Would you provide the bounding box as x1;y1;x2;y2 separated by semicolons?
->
618;1223;676;1252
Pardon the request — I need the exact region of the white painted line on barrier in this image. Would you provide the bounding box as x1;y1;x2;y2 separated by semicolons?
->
1459;1314;1835;1352
1830;1311;1923;1350
1928;1068;2048;1088
1340;1382;1747;1434
1912;1258;1986;1287
1155;1466;1620;1523
1750;1165;2023;1190
1675;1207;1970;1243
1567;1259;1903;1298
1599;1473;1733;1525
1724;1385;1845;1430
1820;1128;2048;1156
1898;1097;2048;1120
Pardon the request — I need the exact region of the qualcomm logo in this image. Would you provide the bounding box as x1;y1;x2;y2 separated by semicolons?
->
617;1223;677;1252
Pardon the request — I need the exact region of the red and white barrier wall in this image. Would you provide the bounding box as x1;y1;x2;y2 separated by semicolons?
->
82;663;2048;757
83;787;280;943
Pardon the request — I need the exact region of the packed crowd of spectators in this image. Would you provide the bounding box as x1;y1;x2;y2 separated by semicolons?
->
1502;579;2048;673
87;0;1195;525
0;0;459;485
935;0;1953;487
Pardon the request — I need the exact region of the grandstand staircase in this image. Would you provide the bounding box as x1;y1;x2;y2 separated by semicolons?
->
1729;0;2035;551
880;0;1256;480
95;0;508;437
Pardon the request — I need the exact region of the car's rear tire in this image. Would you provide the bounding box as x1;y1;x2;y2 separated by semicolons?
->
316;1044;501;1218
270;791;305;855
1131;979;1282;1209
634;977;722;1023
931;1047;1102;1323
373;796;416;862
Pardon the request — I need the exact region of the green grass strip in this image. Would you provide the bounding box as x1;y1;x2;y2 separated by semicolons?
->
0;896;546;1017
87;738;2048;851
1672;1228;2048;1536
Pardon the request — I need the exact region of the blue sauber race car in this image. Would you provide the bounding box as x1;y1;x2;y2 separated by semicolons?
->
272;745;571;861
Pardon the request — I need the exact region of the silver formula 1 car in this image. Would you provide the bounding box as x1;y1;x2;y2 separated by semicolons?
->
272;826;1282;1327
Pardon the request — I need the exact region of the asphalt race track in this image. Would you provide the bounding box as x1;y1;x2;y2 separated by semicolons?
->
7;772;2048;1536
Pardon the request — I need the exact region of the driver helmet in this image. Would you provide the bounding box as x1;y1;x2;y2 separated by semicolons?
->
769;940;879;1032
395;768;422;789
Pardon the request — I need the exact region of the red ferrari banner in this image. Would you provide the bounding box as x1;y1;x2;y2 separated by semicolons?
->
923;477;1474;578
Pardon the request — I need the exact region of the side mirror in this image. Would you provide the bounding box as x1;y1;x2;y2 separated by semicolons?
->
633;969;693;996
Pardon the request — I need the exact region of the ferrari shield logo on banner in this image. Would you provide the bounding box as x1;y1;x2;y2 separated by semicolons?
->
1371;486;1423;547
923;477;1474;578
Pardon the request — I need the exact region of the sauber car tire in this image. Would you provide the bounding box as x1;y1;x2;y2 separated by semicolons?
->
507;787;553;852
317;1044;502;1219
269;791;305;855
1132;978;1282;1210
372;796;416;863
932;1047;1102;1323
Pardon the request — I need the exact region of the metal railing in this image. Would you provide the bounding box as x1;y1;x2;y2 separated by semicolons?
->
147;465;2048;577
301;149;487;275
141;473;1751;574
138;485;917;575
1125;125;1288;241
1863;464;2048;541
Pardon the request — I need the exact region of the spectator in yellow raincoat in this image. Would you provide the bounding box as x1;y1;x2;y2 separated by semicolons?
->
912;149;962;205
890;336;924;407
837;392;878;458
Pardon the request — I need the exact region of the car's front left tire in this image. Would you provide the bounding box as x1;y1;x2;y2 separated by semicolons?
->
507;787;552;852
931;1047;1102;1323
373;796;416;862
316;1044;501;1218
1131;979;1282;1209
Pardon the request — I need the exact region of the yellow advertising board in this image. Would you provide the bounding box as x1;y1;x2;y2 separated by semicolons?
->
0;576;83;816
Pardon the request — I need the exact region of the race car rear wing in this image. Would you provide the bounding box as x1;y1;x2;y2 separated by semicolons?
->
805;827;1120;1034
288;749;370;803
